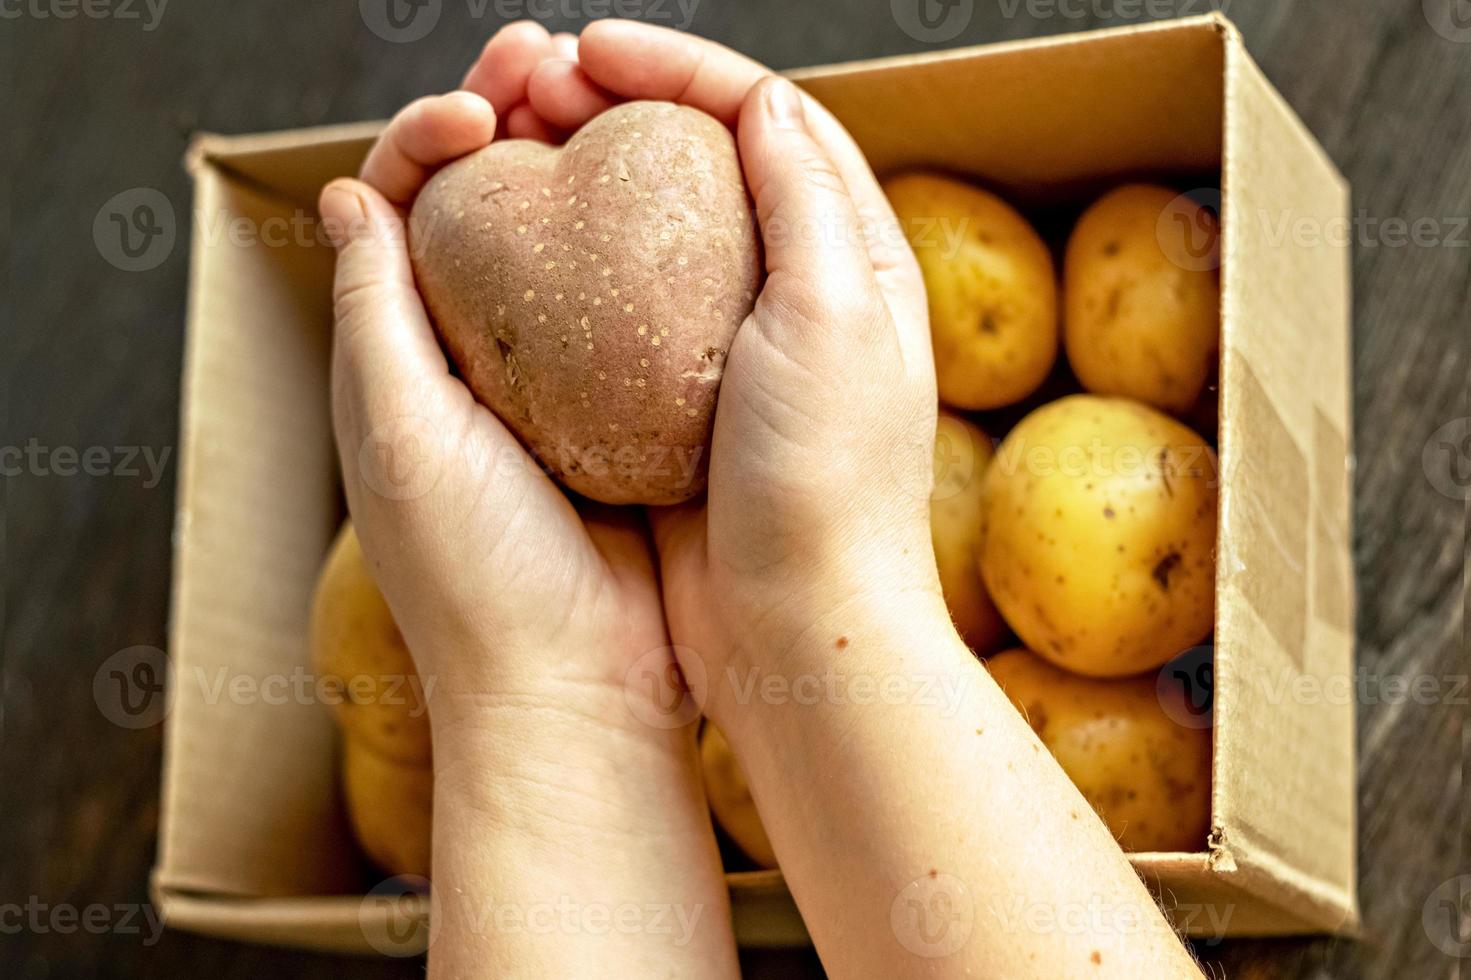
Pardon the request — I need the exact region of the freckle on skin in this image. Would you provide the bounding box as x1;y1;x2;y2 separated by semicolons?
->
835;636;849;649
1090;951;1102;965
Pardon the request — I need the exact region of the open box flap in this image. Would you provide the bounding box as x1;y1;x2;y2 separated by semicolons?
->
790;15;1227;205
158;159;353;900
1209;32;1356;931
185;122;383;213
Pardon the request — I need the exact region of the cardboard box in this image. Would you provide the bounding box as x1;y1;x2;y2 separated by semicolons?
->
155;13;1356;953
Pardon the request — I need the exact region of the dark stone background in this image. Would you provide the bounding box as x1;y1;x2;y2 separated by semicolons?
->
5;0;1467;976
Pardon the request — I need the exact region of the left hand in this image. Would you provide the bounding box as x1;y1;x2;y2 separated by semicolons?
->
320;27;740;976
321;22;673;730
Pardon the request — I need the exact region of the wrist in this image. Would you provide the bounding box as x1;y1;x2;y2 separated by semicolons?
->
703;588;975;742
430;679;702;833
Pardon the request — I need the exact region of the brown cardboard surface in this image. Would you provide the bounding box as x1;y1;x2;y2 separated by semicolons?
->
185;121;383;212
158;14;1355;952
1207;33;1357;931
789;15;1224;206
157;159;353;900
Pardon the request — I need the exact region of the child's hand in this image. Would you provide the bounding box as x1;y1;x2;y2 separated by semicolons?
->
527;25;1204;980
320;31;740;975
522;21;943;730
320;23;671;730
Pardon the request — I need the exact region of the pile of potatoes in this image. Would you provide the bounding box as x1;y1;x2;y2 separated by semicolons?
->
905;174;1218;853
704;178;1221;863
314;176;1222;877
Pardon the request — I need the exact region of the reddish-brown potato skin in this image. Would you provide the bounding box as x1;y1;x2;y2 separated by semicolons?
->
410;101;761;504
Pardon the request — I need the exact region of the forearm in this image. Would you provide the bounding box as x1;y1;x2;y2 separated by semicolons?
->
715;605;1202;979
428;682;738;980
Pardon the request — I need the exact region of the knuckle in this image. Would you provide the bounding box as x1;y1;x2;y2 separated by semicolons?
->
331;275;392;327
795;153;848;198
764;273;883;338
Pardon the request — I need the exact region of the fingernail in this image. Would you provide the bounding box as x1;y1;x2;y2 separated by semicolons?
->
320;181;364;248
765;78;805;130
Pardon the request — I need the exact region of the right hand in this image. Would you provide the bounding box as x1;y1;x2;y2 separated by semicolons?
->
526;23;955;732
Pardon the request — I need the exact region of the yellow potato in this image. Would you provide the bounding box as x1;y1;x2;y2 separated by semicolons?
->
342;738;433;878
310;522;432;765
931;411;1006;655
978;395;1217;676
700;722;777;869
1064;184;1220;414
986;649;1211;852
884;172;1058;410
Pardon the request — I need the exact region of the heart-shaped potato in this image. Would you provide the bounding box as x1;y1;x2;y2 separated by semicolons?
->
409;101;760;504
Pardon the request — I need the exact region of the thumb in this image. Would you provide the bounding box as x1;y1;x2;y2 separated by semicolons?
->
320;178;454;451
736;77;884;354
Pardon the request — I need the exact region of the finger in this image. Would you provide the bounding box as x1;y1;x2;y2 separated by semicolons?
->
800;111;929;370
575;21;924;364
526;59;616;131
737;78;881;340
320;178;453;442
550;31;579;61
359;92;497;206
504;103;562;143
461;21;553;114
578;19;767;126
